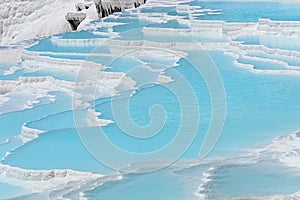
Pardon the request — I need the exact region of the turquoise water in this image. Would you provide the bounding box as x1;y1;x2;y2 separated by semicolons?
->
26;38;97;53
1;1;300;199
25;110;79;132
208;52;300;153
105;56;143;72
58;30;109;39
22;69;77;82
5;50;300;173
94;85;183;153
118;28;228;43
186;1;300;21
206;161;300;199
147;19;189;29
0;66;77;82
0;92;71;143
246;51;300;67
235;35;300;51
0;181;27;199
91;51;300;157
84;169;193;200
141;6;177;14
237;57;287;70
2;127;114;174
0;62;14;76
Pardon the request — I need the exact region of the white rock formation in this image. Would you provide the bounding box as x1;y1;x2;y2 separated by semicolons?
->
0;0;78;45
0;0;147;45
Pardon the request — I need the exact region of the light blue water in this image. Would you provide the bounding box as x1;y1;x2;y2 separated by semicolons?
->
0;66;77;82
26;38;97;53
92;51;300;158
147;19;189;29
0;62;24;80
25;108;106;133
25;110;78;132
118;28;228;43
94;26;110;33
94;85;182;153
84;169;193;200
235;35;300;51
205;52;300;154
104;16;144;24
0;181;27;199
205;161;300;199
2;127;114;174
140;6;177;15
0;62;14;76
246;51;300;67
186;1;300;22
22;69;77;82
112;20;150;33
39;54;88;60
105;56;143;72
58;30;109;39
0;70;23;81
237;57;287;70
0;92;71;143
6;50;300;169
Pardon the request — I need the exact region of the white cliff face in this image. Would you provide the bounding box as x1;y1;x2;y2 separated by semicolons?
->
0;0;96;45
0;0;74;45
0;0;146;45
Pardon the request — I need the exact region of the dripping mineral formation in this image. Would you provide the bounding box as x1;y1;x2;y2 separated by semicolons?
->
93;0;146;18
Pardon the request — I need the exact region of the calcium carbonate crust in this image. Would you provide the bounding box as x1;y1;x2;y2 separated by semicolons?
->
0;0;147;45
